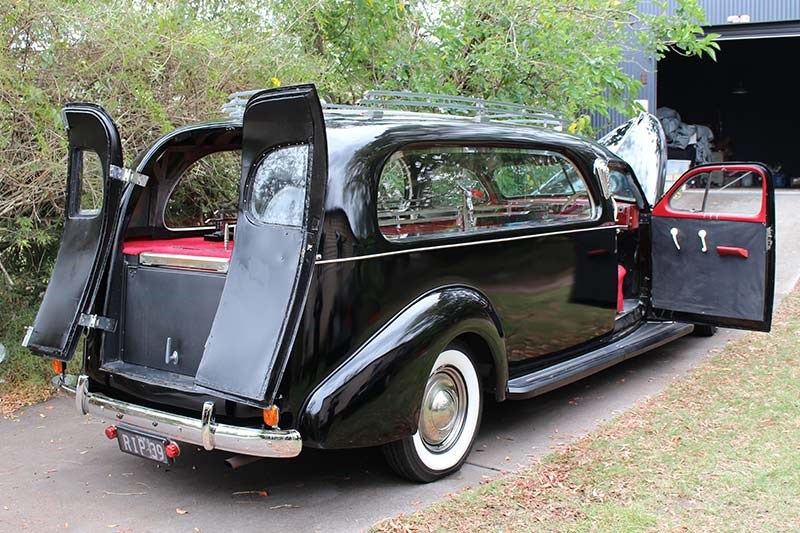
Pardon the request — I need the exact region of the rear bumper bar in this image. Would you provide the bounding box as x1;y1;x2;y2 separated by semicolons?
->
62;375;302;458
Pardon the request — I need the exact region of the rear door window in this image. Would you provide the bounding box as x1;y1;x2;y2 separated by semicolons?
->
248;144;309;226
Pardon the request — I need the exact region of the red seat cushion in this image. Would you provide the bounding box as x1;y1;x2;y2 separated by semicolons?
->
122;237;233;259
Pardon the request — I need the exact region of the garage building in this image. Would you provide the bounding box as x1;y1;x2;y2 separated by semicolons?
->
602;1;800;188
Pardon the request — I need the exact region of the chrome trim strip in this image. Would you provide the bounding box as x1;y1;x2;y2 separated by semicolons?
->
65;375;301;458
317;224;626;265
139;252;230;273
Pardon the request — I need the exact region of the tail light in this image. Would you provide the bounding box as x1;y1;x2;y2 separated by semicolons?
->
104;425;118;440
165;442;181;458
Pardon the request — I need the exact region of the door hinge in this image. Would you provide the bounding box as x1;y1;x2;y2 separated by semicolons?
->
109;165;149;187
78;313;118;333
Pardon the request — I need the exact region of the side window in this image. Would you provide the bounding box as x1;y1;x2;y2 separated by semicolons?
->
668;169;762;216
71;149;104;218
165;150;240;228
248;144;309;226
377;157;412;212
377;149;489;239
378;147;594;240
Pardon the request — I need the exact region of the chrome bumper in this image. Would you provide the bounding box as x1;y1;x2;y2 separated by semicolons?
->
61;375;302;458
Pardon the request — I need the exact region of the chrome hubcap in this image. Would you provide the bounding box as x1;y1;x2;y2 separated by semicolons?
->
419;366;467;453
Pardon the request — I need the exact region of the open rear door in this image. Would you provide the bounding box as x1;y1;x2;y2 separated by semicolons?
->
651;163;775;331
23;104;133;360
195;85;327;404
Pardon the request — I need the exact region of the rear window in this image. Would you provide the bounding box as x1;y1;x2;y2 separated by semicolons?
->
165;150;240;228
377;146;594;240
248;144;309;226
70;149;104;218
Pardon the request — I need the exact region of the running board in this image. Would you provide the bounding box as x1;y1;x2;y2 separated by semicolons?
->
507;321;694;399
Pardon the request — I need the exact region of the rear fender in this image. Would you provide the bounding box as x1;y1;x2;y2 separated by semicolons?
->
298;286;506;449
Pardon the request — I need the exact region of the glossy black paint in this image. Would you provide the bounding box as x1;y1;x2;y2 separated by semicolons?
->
84;115;625;445
507;320;693;399
27;104;124;360
57;94;771;452
298;286;505;448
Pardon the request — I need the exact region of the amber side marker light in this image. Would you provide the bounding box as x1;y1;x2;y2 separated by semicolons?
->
263;405;280;427
51;359;63;375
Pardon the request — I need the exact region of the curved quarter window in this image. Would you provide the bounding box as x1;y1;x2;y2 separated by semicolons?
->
248;144;309;226
377;146;594;240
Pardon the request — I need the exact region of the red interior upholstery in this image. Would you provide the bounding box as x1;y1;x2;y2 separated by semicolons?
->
123;237;233;259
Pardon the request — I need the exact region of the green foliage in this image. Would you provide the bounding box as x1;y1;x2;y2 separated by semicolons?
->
0;0;328;278
303;0;715;122
0;0;716;281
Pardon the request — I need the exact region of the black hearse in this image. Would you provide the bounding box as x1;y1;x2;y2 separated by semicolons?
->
24;85;774;481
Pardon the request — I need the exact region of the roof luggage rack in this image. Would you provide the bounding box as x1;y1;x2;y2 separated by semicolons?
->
221;89;569;131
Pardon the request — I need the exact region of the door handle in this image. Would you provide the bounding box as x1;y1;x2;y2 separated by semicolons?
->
698;229;708;253
716;246;749;259
670;227;681;250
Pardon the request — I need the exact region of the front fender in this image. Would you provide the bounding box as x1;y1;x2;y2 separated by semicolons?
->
298;286;506;449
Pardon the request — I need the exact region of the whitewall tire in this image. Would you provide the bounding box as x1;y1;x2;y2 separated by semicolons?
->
383;344;482;482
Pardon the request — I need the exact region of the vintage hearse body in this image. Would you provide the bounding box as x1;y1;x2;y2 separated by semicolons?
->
24;85;774;481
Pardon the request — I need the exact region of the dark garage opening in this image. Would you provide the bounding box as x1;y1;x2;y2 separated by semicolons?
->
657;36;799;185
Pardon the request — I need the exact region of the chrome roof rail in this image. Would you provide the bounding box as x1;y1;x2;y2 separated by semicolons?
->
221;89;569;130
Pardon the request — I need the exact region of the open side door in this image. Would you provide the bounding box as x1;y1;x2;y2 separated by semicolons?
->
195;85;327;404
651;163;775;331
23;104;135;361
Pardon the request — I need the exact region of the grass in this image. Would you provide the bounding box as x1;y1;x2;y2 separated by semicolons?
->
0;282;60;414
374;287;800;532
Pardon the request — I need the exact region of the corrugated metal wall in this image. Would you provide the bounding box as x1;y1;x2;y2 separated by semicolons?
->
676;0;800;25
592;1;799;134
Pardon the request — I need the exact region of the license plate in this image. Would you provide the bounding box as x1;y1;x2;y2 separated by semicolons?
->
116;426;172;464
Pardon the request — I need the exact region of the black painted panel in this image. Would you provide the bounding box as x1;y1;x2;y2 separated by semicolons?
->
195;85;328;402
122;266;224;376
27;104;123;360
652;217;766;322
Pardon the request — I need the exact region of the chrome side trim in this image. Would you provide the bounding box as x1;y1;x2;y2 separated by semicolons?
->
317;224;626;265
139;252;230;273
66;375;301;458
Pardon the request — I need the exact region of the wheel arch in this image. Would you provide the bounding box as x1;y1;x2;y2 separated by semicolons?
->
297;285;506;449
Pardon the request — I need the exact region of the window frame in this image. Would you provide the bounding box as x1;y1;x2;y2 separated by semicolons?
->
373;142;601;245
161;147;243;231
